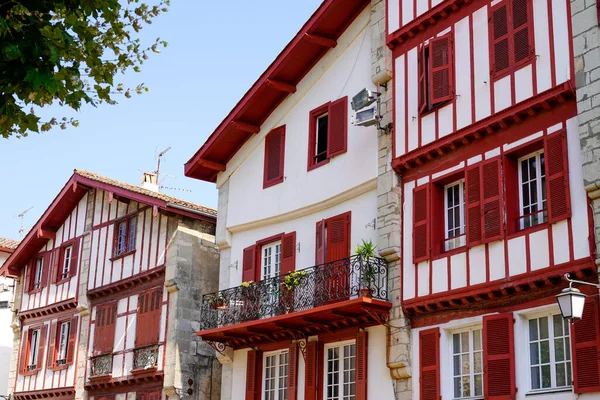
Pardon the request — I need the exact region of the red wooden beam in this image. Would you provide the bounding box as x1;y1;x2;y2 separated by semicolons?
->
304;33;337;48
198;159;226;172
265;79;297;94
231;120;260;134
37;228;55;240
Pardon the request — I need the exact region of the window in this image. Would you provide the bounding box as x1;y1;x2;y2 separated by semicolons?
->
418;33;454;114
444;180;466;251
28;329;40;371
263;350;289;400
518;150;547;229
308;97;348;170
262;242;281;280
61;246;72;281
264;126;286;188
528;314;572;391
490;0;533;78
452;328;484;399
114;216;137;257
94;303;117;355
32;257;43;290
136;287;163;348
56;321;70;365
325;341;356;400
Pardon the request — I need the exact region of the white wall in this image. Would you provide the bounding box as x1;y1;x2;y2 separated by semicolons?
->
0;251;14;397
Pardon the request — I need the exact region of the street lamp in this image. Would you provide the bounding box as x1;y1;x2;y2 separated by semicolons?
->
556;273;599;320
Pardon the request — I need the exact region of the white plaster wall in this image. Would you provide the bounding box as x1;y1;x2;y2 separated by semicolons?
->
223;7;378;229
0;252;14;397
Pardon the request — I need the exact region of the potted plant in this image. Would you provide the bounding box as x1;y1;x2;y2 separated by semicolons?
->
280;270;307;312
355;239;377;297
207;295;226;310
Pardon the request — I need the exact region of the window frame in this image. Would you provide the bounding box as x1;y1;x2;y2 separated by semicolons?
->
263;125;286;189
261;348;290;400
60;246;73;282
418;32;455;115
26;328;42;373
55;320;71;366
517;149;547;230
112;215;137;259
31;257;44;291
322;339;357;400
443;179;466;252
449;326;484;400
308;103;332;171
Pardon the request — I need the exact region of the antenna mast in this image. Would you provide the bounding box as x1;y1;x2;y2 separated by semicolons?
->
155;146;172;180
17;206;33;238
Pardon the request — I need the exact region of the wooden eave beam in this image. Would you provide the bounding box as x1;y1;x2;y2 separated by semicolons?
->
198;159;226;172
265;79;297;93
231;121;260;134
37;228;56;240
304;33;337;48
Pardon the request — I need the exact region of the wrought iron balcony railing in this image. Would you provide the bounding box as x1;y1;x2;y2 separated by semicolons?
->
90;353;113;377
133;345;159;370
200;255;388;331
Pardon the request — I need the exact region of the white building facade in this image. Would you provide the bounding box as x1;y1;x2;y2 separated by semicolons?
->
0;239;19;399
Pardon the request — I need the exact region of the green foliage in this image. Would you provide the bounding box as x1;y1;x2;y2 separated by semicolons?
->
355;239;377;286
282;270;307;291
355;239;377;258
0;0;169;137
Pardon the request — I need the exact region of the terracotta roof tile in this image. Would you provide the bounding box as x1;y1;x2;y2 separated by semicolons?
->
74;170;217;216
0;238;20;250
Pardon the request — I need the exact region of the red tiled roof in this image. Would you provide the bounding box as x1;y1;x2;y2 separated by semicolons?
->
0;238;19;252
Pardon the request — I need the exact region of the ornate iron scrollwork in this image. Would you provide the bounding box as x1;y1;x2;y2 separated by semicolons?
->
90;353;113;377
133;345;159;370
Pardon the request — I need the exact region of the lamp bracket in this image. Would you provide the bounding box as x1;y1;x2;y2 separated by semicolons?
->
564;273;600;290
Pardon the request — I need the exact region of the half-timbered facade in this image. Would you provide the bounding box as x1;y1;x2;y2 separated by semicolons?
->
1;171;220;400
185;1;397;399
386;0;600;397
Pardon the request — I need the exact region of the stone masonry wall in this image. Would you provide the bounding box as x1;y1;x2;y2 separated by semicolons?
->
164;216;221;400
371;0;413;399
571;0;600;260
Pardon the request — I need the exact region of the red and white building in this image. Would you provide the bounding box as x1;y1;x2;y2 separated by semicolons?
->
386;0;600;397
1;170;220;400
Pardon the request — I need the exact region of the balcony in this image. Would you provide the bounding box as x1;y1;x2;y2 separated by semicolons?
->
197;255;392;348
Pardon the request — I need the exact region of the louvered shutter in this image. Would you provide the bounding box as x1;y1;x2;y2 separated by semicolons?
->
137;289;162;348
37;324;48;371
356;331;368;400
47;321;57;369
483;313;515;399
264;126;285;187
418;45;427;113
136;292;148;347
288;343;299;400
305;341;318;400
325;214;350;263
491;3;510;76
572;296;600;393
419;328;439;400
315;221;325;265
544;131;571;223
51;248;60;284
512;0;532;64
466;165;483;246
242;245;257;282
40;253;50;288
413;185;430;263
19;328;29;373
24;260;33;293
327;97;348;158
69;239;80;277
429;34;453;104
103;303;117;354
94;306;105;353
245;350;259;400
66;315;78;365
482;159;504;242
280;232;296;275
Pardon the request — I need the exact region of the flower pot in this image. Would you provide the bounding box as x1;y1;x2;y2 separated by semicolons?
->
360;288;373;298
211;299;226;310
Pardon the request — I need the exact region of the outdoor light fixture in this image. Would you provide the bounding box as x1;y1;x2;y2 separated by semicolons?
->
351;88;379;111
556;273;600;320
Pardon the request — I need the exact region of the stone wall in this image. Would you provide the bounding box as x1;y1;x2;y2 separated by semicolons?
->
371;0;413;399
164;216;221;400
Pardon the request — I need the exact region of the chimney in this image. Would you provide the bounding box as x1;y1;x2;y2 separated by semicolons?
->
141;172;159;192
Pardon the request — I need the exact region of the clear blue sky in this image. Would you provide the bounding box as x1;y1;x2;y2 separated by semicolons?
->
0;0;322;240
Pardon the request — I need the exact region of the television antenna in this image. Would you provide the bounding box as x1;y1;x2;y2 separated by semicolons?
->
155;146;172;179
17;206;33;238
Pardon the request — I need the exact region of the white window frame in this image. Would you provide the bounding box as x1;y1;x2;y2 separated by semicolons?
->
323;339;357;400
28;329;40;370
314;112;329;163
261;241;281;280
56;321;70;364
33;257;43;290
262;349;289;400
444;179;466;251
526;312;572;393
61;246;72;280
518;150;547;230
450;326;484;400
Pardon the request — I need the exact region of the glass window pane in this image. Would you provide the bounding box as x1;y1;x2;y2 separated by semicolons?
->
473;330;481;351
540;340;550;364
474;352;482;373
556;363;566;387
529;319;538;341
553;314;564;337
453;333;460;353
531;366;540;389
454;355;461;375
539;317;549;339
461;332;469;352
555;338;565;362
475;375;483;396
454;377;461;398
530;342;539;365
541;364;551;388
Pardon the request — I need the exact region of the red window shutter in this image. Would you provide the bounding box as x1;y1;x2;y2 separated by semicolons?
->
572;296;600;393
263;126;286;188
315;220;325;265
136;292;149;347
481;159;504;242
69;239;80;277
419;328;439;400
100;303;117;354
413;185;430;263
418;45;427;114
356;331;368;400
19;328;29;373
466;164;483;246
512;0;532;64
37;324;47;371
137;289;162;347
66;315;78;365
280;232;296;275
24;260;33;293
242;245;257;282
288;343;299;400
94;307;104;353
490;3;510;76
305;341;318;400
429;33;454;104
545;131;571;223
325;213;350;263
327;97;348;158
47;321;57;369
51;248;60;284
483;313;515;399
40;253;50;288
245;350;260;400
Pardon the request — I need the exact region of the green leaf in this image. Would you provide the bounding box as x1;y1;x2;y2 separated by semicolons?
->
3;44;21;60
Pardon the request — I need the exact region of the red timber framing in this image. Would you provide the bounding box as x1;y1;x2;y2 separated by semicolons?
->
85;372;164;393
184;0;369;182
393;82;575;174
18;299;77;321
87;265;165;301
12;388;75;400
